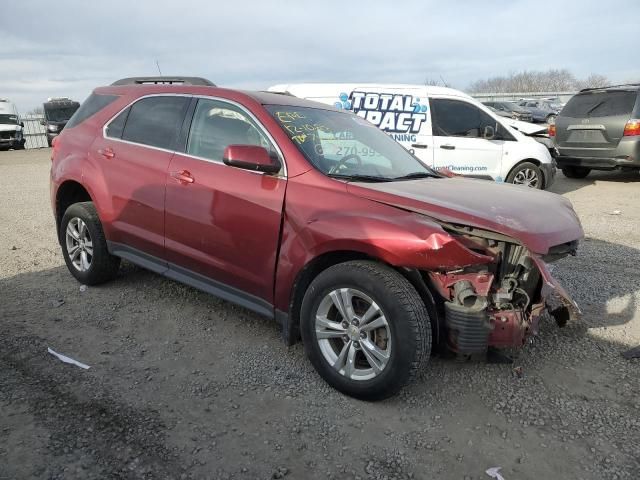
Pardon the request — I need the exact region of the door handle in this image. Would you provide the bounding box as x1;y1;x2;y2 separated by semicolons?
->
440;144;456;150
411;143;428;149
170;170;195;185
97;147;115;159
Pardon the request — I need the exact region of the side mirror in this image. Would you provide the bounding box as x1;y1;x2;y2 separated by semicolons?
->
40;120;45;126
20;122;25;128
483;125;495;140
223;145;281;174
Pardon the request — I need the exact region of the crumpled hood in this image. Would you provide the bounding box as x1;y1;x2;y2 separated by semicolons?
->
347;177;584;254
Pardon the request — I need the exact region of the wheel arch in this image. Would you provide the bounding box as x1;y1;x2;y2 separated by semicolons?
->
283;250;442;349
55;180;93;238
505;158;546;187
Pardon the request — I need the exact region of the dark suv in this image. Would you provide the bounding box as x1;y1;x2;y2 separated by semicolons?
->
51;76;583;399
552;84;640;178
42;97;80;147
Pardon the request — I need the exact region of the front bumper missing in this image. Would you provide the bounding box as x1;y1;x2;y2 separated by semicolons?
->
531;255;580;326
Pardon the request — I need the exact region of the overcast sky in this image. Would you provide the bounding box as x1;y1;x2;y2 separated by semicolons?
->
2;0;638;112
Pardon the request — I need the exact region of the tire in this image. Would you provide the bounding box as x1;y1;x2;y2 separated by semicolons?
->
300;260;431;400
506;161;544;189
561;166;591;179
60;202;120;285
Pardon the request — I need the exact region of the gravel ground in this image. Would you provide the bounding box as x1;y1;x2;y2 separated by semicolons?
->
1;149;638;480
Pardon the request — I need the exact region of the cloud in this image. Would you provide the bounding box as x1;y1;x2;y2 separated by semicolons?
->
1;0;638;111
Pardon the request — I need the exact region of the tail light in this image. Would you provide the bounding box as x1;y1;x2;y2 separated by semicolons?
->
548;124;556;137
623;119;640;136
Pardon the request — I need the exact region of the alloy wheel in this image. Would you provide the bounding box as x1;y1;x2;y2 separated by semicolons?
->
65;217;93;272
513;168;540;188
314;288;391;381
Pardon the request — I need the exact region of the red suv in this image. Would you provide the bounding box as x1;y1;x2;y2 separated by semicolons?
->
51;77;583;400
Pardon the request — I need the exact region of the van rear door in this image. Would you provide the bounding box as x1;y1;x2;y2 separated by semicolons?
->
556;89;638;158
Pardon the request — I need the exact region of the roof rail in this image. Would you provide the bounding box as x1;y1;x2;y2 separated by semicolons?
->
260;90;294;96
111;76;216;86
579;83;640;92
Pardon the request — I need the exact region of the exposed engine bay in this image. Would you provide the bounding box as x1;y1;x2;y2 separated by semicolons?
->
427;223;580;357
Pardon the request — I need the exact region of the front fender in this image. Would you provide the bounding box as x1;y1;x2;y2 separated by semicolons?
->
273;185;492;311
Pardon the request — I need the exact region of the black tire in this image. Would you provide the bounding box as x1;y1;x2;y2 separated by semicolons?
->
60;202;120;285
561;166;591;179
505;161;544;189
300;260;431;400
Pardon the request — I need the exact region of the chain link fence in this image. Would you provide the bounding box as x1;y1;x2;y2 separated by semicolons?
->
21;114;49;149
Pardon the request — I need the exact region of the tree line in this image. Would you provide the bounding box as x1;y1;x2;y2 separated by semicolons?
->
468;69;612;93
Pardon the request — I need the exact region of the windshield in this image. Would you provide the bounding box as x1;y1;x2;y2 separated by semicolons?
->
0;114;18;125
45;105;79;122
265;105;437;181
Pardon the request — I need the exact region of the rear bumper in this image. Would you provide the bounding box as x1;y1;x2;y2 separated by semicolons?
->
555;155;640;170
556;137;640;170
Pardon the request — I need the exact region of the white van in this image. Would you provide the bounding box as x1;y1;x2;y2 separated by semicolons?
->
0;99;25;151
268;84;555;189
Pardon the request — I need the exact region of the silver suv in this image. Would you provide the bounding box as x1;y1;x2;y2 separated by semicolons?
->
553;84;640;178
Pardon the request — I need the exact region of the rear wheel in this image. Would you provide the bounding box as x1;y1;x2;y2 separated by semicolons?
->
300;260;431;400
60;202;120;285
561;166;591;179
506;162;544;189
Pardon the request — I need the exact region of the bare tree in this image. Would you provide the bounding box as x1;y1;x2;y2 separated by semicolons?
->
575;73;611;89
26;106;44;116
469;69;610;93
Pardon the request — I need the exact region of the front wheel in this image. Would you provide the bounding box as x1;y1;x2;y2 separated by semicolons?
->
506;162;544;189
561;166;591;179
300;260;431;400
60;202;120;285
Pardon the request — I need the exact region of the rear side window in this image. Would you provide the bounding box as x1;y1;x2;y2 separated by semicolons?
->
431;99;496;137
562;91;638;118
121;96;189;150
66;93;119;129
105;107;129;139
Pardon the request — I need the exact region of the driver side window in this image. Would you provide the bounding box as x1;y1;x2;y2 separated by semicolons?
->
430;99;496;138
187;99;273;163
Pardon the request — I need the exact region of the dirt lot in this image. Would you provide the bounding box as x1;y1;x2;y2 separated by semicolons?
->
1;148;638;480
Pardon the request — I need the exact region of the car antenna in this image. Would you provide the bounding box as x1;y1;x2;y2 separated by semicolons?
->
155;60;163;76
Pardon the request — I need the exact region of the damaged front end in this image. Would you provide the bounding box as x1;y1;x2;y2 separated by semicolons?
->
426;223;580;357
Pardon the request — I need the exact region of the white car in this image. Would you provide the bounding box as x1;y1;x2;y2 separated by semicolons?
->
0;99;25;151
268;84;556;189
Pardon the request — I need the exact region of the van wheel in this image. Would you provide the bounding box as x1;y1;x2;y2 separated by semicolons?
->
300;260;431;400
506;162;543;189
561;166;591;179
60;202;120;285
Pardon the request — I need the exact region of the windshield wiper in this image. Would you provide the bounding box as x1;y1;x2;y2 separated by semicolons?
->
392;172;438;181
327;173;393;182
